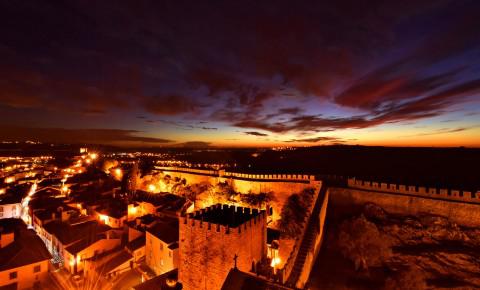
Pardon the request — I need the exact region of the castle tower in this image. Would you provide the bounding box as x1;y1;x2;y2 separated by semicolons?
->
179;204;267;290
128;161;139;193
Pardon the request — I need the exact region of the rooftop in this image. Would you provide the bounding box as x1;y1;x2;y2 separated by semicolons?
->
44;219;110;246
65;233;107;255
0;193;22;205
0;219;52;271
98;249;133;274
126;235;146;252
133;269;182;290
125;214;158;229
189;204;264;227
146;217;179;244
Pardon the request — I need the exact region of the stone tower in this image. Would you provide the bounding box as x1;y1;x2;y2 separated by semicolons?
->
179;204;267;290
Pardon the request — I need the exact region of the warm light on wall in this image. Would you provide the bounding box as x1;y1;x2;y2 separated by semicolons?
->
148;184;157;192
5;177;14;183
270;257;281;268
129;206;138;214
99;214;108;224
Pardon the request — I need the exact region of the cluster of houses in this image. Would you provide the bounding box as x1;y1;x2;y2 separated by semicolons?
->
0;152;286;290
0;152;196;289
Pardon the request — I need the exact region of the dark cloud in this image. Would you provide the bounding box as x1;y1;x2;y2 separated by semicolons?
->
0;0;479;143
0;126;173;144
233;77;480;133
144;95;201;115
244;131;269;137
285;136;341;143
406;127;473;137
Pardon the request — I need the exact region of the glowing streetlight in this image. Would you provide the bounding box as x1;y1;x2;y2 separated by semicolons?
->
148;184;156;192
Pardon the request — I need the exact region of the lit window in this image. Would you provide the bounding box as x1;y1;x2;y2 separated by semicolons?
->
33;265;41;273
9;272;17;280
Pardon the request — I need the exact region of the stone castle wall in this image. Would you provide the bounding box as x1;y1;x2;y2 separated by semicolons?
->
157;167;321;228
347;178;480;204
179;205;267;290
157;166;319;197
330;187;480;227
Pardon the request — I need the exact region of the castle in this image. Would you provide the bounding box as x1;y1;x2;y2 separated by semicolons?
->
179;204;267;290
161;167;480;289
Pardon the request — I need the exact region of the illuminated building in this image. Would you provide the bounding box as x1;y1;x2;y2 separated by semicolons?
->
0;219;51;289
179;205;267;290
145;217;179;276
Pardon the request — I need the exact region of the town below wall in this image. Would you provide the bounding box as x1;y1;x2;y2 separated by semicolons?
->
329;187;480;227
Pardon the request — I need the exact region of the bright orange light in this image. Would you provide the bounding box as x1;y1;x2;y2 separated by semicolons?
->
5;177;14;183
129;206;137;214
69;259;75;267
85;159;91;164
270;257;281;267
148;184;156;192
99;214;108;224
62;185;69;193
90;153;98;160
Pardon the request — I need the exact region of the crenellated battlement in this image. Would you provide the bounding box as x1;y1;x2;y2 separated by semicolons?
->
155;166;218;176
180;204;266;234
155;166;315;182
348;178;480;204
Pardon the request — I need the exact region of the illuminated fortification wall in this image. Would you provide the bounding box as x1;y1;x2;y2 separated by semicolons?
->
329;178;480;227
156;167;319;195
179;205;267;290
156;167;321;225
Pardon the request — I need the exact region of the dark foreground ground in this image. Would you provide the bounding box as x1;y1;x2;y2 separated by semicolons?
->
308;204;480;290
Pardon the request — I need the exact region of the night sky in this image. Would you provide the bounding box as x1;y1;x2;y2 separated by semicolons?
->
1;1;479;147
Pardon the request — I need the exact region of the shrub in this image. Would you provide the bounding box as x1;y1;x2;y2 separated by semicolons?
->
337;215;392;271
279;188;315;238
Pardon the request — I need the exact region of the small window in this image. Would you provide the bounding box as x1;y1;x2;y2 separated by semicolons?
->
160;243;163;251
9;272;17;280
34;265;41;273
0;206;3;212
169;251;172;258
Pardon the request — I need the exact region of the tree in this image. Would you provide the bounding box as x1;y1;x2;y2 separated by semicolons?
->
278;188;315;238
337;214;392;271
241;191;275;208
